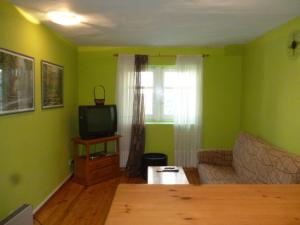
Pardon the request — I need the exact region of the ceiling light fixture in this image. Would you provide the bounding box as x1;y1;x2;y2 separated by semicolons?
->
47;11;82;26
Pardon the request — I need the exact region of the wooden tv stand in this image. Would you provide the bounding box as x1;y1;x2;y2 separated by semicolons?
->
72;135;121;186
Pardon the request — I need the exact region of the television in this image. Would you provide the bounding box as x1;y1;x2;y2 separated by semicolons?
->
79;105;117;139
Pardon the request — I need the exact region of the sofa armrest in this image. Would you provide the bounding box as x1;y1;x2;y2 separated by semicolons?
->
198;149;233;166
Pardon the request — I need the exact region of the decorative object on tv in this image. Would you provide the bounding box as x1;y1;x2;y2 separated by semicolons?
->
94;85;106;105
41;60;63;109
0;48;34;115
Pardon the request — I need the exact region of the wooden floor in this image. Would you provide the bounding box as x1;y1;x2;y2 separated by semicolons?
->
34;168;200;225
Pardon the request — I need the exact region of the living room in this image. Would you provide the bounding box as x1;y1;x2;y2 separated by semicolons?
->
1;0;300;224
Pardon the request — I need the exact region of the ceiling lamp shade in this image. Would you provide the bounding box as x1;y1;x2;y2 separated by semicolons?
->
47;11;82;26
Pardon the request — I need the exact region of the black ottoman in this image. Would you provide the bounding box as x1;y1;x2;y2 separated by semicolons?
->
142;153;168;180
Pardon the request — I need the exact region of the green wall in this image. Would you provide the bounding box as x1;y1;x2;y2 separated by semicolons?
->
203;55;243;148
242;16;300;155
78;47;243;163
0;1;78;219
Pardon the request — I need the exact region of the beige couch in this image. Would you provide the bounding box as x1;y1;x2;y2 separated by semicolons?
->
198;132;300;184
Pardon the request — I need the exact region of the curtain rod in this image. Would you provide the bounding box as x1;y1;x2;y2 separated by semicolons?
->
113;54;210;58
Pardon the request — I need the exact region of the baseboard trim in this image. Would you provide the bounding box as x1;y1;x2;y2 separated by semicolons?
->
33;173;73;214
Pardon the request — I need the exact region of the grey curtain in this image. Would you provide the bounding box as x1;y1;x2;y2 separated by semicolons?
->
126;55;148;177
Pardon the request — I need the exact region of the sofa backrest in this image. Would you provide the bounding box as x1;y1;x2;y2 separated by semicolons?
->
232;133;300;184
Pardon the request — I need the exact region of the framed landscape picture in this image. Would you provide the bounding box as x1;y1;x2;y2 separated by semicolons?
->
0;48;35;115
41;61;64;109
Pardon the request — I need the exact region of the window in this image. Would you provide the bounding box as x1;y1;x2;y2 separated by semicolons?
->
141;66;179;122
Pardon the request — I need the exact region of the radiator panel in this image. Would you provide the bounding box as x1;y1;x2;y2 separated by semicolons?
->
0;204;33;225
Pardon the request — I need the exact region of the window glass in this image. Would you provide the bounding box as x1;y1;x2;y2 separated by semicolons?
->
164;71;178;87
163;89;176;116
141;66;195;122
141;71;154;116
141;71;153;87
143;89;153;115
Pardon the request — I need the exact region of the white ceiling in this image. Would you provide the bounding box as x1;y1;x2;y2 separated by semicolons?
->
10;0;300;46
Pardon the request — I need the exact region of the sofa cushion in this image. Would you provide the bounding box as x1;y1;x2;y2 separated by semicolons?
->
198;150;233;166
233;133;300;184
198;163;241;184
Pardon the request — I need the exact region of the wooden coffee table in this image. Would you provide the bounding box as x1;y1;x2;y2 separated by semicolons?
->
147;166;189;184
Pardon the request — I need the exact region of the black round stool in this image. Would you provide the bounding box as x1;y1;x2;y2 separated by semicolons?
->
142;153;168;180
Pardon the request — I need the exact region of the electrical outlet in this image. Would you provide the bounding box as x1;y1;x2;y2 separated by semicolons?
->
68;159;74;166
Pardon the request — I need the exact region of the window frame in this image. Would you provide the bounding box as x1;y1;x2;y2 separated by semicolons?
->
141;65;176;123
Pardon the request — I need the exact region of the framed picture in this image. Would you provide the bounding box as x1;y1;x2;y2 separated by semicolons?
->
41;61;64;109
0;48;35;115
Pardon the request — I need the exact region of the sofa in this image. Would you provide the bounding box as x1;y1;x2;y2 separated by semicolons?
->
198;132;300;184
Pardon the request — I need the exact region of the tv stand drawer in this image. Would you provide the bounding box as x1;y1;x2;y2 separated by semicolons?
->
89;155;118;170
88;165;120;185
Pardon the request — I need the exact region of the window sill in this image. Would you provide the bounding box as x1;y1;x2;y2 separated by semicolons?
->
145;121;174;125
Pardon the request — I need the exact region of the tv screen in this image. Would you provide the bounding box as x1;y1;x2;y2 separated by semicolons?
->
79;105;117;139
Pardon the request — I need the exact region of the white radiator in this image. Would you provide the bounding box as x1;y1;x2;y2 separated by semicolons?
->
0;204;33;225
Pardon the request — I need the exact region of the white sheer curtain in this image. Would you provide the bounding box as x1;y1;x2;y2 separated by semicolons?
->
174;55;203;167
116;55;135;167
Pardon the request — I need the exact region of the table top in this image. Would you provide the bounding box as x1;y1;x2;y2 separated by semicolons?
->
105;184;300;225
147;166;189;184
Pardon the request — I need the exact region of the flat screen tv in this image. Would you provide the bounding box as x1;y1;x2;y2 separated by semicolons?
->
79;105;117;139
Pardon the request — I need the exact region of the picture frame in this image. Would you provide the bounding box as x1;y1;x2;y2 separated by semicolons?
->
0;48;35;115
41;60;64;109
